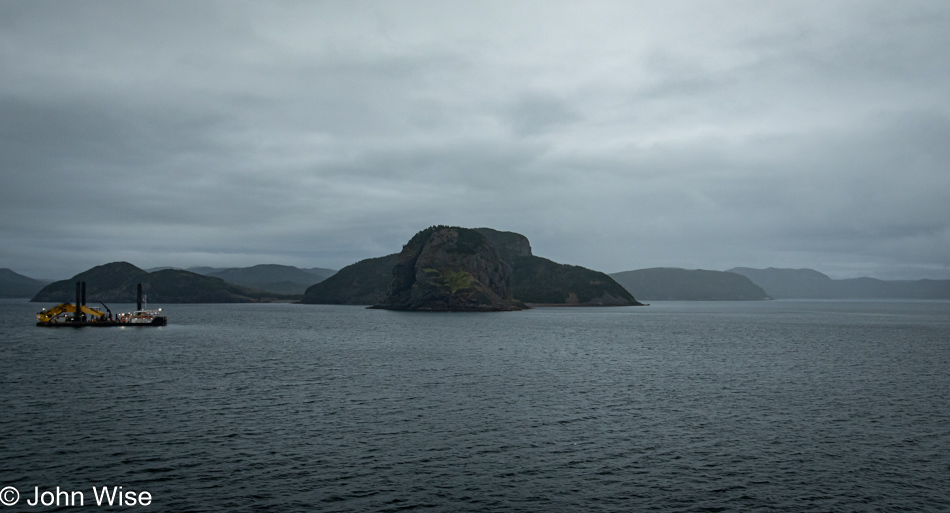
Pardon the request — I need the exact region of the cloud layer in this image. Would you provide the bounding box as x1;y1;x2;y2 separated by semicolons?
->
2;1;949;279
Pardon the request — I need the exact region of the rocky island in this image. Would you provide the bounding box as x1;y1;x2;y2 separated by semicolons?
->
303;226;643;310
373;226;525;311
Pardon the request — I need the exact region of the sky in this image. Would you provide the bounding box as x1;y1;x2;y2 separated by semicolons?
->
2;1;949;281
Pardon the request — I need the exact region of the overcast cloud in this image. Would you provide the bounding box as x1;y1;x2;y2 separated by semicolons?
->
2;1;949;280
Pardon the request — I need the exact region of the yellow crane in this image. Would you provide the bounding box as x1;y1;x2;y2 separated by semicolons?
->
36;303;106;324
35;281;166;327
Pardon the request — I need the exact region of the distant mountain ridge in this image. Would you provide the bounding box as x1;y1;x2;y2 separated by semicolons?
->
145;265;336;294
610;268;770;301
20;260;948;304
728;267;950;299
32;262;298;303
206;264;335;295
0;268;50;298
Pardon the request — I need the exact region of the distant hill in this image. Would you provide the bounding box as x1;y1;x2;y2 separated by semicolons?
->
32;262;297;303
144;264;336;294
302;254;398;305
728;267;950;299
184;266;228;275
302;226;642;307
302;267;337;279
0;268;50;298
511;256;638;305
206;264;336;295
610;268;771;301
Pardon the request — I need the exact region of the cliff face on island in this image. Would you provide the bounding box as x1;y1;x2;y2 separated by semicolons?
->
374;226;525;311
473;228;532;261
475;228;639;306
302;226;643;308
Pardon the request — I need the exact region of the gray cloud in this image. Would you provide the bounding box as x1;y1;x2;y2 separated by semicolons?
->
2;1;948;280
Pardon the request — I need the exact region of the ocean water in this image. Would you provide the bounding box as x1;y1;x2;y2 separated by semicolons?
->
1;299;948;512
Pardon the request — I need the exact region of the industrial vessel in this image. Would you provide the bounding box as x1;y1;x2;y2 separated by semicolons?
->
36;282;167;327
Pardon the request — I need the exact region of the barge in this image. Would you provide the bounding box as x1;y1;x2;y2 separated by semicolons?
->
36;282;167;327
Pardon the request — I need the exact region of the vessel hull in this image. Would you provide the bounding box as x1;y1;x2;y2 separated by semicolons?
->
36;318;167;327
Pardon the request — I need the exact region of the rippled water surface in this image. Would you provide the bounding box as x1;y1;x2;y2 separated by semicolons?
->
2;299;949;512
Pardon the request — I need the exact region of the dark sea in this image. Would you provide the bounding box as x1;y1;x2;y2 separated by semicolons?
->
1;299;948;512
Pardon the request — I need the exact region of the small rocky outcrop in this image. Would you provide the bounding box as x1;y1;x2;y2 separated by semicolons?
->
373;226;526;311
